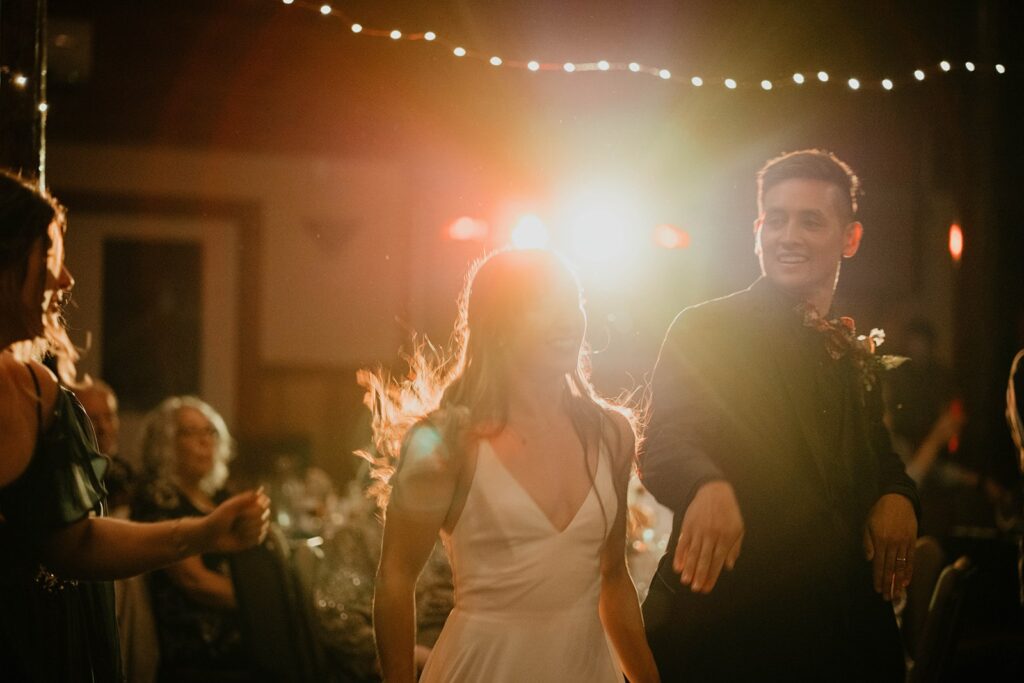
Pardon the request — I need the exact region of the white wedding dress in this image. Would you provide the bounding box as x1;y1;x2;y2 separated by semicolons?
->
419;439;623;683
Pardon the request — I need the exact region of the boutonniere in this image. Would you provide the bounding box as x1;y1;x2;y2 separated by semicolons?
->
797;303;909;392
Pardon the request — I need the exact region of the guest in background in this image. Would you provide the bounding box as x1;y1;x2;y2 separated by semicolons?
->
133;396;248;678
885;319;1013;536
76;379;160;682
0;168;269;682
314;465;453;682
75;378;120;456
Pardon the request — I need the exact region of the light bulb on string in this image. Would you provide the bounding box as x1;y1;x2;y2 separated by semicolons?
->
453;46;466;57
38;102;48;112
628;63;641;73
424;31;436;41
282;0;294;4
13;73;28;88
691;76;703;87
817;71;829;82
390;30;402;40
319;4;331;15
914;69;925;81
940;60;951;72
564;62;576;73
760;79;772;90
527;61;540;71
996;64;1006;74
724;78;737;89
490;56;502;66
965;61;975;72
659;69;671;80
793;73;805;84
847;78;860;90
598;60;610;71
882;78;894;90
351;23;362;33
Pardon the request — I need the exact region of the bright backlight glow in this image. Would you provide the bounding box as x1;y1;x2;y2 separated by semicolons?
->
511;215;550;250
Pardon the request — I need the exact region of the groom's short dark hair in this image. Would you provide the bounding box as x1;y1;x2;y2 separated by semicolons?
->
757;149;861;223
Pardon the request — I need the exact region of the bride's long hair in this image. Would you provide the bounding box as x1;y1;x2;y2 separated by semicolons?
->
357;248;637;511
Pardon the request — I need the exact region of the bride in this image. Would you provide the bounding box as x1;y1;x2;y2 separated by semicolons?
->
367;248;659;683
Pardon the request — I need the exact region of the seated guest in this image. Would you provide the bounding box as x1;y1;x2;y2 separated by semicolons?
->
315;465;453;682
77;379;160;682
133;396;247;677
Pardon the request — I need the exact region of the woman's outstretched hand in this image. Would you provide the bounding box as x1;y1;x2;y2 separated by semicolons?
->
201;489;272;553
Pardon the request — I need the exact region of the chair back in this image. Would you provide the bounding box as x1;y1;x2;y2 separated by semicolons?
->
908;555;974;683
230;525;329;682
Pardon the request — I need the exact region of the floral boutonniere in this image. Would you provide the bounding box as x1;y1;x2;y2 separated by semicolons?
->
797;303;909;392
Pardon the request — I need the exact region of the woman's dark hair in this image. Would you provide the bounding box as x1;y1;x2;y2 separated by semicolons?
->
1;169;77;383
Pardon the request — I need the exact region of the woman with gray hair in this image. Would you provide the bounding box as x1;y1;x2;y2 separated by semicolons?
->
132;395;248;678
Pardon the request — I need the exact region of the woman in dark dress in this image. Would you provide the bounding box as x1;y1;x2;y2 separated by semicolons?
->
132;396;247;676
0;169;271;682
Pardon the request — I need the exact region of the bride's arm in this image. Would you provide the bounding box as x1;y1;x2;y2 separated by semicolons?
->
374;424;458;683
599;412;661;683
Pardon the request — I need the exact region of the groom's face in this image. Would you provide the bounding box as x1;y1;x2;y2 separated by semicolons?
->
755;178;861;300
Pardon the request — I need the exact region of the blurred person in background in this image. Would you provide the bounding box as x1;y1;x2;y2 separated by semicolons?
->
0;169;269;682
133;396;253;679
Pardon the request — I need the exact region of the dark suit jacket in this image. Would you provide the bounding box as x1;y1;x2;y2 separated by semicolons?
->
641;278;919;682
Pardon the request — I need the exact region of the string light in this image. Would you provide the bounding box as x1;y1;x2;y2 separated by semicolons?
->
272;3;1015;94
13;73;28;89
38;102;48;112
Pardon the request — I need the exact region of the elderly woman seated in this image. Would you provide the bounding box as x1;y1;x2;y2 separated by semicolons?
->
132;396;246;677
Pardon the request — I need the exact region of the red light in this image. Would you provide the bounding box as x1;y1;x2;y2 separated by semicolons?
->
654;224;691;250
948;222;963;263
447;216;488;241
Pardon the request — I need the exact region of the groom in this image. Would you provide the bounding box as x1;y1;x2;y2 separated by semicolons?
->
641;150;919;681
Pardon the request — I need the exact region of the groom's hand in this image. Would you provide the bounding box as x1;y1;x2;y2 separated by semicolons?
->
674;480;744;593
863;493;917;601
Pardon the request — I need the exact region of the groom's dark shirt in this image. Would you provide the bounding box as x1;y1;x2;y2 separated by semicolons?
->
641;278;919;682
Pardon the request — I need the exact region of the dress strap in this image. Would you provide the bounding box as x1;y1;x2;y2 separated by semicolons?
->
24;363;44;438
